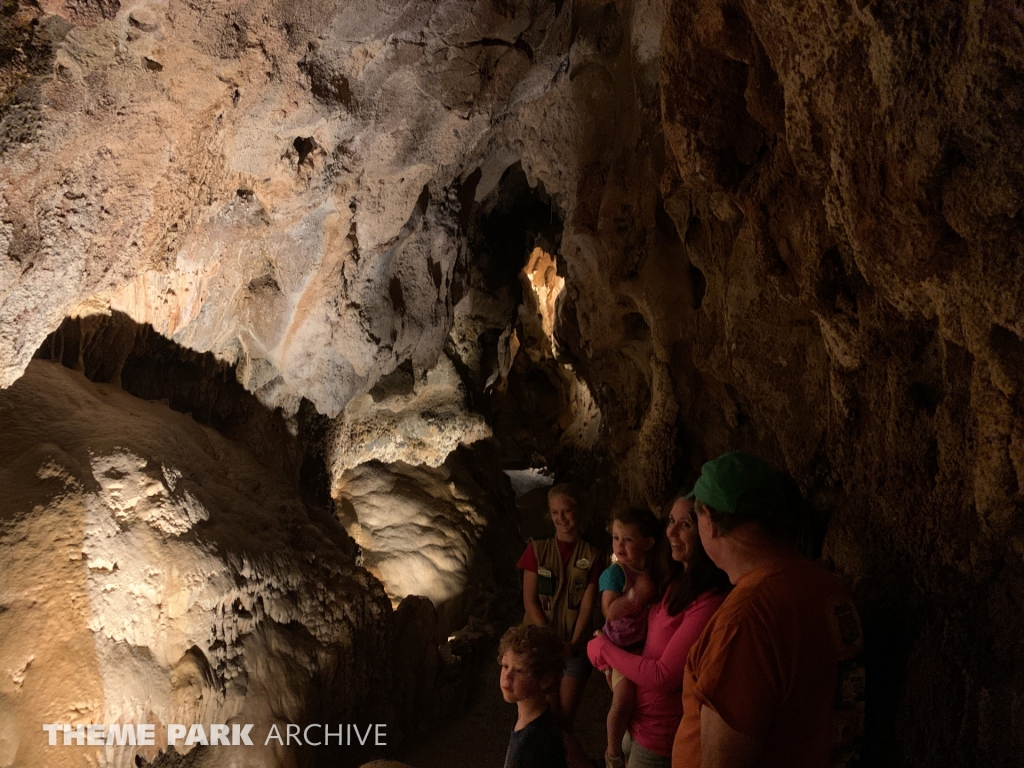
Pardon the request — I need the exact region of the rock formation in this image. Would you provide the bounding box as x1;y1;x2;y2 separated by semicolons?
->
0;0;576;419
334;445;521;637
1;0;1023;766
0;361;391;768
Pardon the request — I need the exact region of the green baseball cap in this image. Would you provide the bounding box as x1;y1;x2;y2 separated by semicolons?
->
688;451;787;515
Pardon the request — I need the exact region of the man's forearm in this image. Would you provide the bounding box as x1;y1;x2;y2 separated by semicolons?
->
700;705;760;768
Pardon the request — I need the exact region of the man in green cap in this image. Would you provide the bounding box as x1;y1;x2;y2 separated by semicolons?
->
671;452;864;768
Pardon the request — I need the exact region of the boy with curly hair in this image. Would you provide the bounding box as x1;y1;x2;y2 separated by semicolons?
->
498;624;569;768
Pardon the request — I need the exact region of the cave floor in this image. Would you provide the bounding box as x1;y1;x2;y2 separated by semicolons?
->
400;659;612;767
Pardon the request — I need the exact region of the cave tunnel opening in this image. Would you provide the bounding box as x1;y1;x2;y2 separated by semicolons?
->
471;161;563;297
455;161;610;539
458;161;589;480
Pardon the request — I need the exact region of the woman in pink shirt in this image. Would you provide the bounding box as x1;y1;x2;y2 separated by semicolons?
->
587;496;730;768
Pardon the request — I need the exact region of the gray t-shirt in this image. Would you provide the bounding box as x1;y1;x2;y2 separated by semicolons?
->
503;707;567;768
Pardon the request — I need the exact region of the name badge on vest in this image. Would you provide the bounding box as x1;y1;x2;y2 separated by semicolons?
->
537;567;555;596
575;558;591;570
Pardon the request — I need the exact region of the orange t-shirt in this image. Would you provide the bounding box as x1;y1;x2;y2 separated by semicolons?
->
673;556;864;768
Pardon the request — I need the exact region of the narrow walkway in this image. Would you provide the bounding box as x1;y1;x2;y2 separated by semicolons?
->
400;657;613;768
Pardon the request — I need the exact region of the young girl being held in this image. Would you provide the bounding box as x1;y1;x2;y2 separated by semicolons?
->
597;507;662;768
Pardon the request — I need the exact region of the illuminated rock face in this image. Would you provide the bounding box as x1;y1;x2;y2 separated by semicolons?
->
334;447;521;637
339;460;490;631
0;0;578;419
327;355;491;484
0;361;391;768
2;1;1024;765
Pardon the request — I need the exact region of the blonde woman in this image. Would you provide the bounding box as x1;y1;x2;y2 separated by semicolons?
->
517;483;602;729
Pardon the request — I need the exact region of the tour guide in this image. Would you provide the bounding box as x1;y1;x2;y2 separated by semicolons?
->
673;452;864;768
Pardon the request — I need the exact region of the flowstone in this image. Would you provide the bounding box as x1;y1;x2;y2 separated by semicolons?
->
0;361;391;768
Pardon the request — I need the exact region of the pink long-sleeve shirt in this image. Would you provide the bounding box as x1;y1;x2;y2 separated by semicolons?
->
588;589;726;756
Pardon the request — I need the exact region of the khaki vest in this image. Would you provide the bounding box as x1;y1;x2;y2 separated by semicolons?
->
529;537;599;641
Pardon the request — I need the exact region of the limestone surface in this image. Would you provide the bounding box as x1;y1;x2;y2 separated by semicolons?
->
0;0;574;419
334;445;520;637
644;3;1024;764
327;355;491;483
0;360;391;768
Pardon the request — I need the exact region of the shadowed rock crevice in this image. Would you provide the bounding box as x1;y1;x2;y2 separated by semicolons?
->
452;161;577;468
35;311;306;484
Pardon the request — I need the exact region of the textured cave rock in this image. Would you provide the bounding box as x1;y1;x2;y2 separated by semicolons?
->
646;3;1024;764
1;0;1023;766
34;311;306;482
0;360;392;768
447;163;602;472
334;443;521;637
0;0;579;419
485;245;604;470
327;355;491;481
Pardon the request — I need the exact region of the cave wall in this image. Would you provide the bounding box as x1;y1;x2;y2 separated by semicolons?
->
646;3;1024;765
0;0;573;416
35;311;307;483
466;0;1024;763
0;361;393;768
2;1;1023;766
